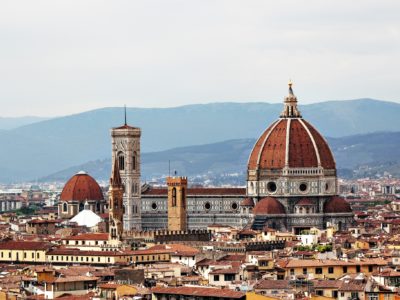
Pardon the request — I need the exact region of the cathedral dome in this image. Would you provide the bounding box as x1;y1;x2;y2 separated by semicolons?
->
248;117;335;170
324;196;352;213
60;171;104;202
253;197;285;215
248;82;335;171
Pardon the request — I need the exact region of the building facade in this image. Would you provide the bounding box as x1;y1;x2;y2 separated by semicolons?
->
141;187;245;230
111;123;141;230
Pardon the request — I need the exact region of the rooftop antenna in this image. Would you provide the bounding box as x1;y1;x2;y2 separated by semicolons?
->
124;104;127;125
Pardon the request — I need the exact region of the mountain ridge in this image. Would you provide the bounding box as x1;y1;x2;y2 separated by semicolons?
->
40;131;400;184
0;99;399;182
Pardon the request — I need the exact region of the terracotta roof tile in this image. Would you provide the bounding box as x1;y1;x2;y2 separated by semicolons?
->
151;286;245;299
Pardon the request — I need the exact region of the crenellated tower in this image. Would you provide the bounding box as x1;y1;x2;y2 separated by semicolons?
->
167;176;188;231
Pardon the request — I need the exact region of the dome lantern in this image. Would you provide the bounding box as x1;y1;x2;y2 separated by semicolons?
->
280;81;302;118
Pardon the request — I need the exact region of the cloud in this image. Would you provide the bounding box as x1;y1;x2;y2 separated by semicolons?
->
0;0;399;116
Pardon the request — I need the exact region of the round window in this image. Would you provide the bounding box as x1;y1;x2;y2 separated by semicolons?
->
231;202;238;210
267;182;277;193
151;202;157;210
204;202;211;210
299;183;308;192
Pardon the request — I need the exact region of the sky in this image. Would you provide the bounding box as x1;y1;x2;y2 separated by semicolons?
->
0;0;399;117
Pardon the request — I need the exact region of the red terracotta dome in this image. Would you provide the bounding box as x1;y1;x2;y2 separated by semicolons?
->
248;83;335;171
296;198;314;206
60;171;104;202
248;118;335;170
253;197;286;215
324;196;352;213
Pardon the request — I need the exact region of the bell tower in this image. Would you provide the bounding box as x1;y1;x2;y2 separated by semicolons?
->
167;176;187;231
111;110;142;230
108;157;124;243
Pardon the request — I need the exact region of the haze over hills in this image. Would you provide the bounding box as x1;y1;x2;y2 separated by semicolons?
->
0;116;49;130
0;99;399;182
41;131;400;184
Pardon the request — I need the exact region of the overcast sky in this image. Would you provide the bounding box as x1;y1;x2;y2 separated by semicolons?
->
0;1;399;117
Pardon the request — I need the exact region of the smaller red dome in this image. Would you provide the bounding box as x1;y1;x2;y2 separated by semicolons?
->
240;197;255;207
253;197;286;215
60;171;104;202
296;198;314;206
324;196;352;213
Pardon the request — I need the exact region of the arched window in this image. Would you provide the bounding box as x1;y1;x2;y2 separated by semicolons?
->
172;188;177;207
132;152;137;170
118;152;125;171
79;202;84;212
63;202;68;212
181;188;186;209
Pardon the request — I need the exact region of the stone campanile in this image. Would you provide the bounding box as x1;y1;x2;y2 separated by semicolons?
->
111;119;141;231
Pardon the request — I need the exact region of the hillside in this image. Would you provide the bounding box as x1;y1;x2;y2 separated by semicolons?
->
40;131;400;184
0;99;399;182
0;116;48;130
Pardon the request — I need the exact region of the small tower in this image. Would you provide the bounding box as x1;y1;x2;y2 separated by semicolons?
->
280;81;302;118
108;157;124;243
111;108;142;230
167;176;188;231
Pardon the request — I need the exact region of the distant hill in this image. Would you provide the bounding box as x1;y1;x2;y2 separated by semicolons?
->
40;131;400;184
1;99;400;182
0;116;48;130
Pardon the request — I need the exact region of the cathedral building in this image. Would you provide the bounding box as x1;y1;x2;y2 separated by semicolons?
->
247;82;354;232
140;83;354;232
141;185;245;230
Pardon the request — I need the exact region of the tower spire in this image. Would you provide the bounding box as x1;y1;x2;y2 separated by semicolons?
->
124;105;127;126
110;156;122;187
280;80;302;118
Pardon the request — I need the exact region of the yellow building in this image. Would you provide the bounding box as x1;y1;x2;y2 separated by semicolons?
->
0;241;52;263
246;292;280;300
281;258;387;280
46;248;171;265
167;176;187;231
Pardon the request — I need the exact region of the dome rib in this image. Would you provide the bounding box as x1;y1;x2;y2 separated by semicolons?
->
303;120;336;169
298;118;321;166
